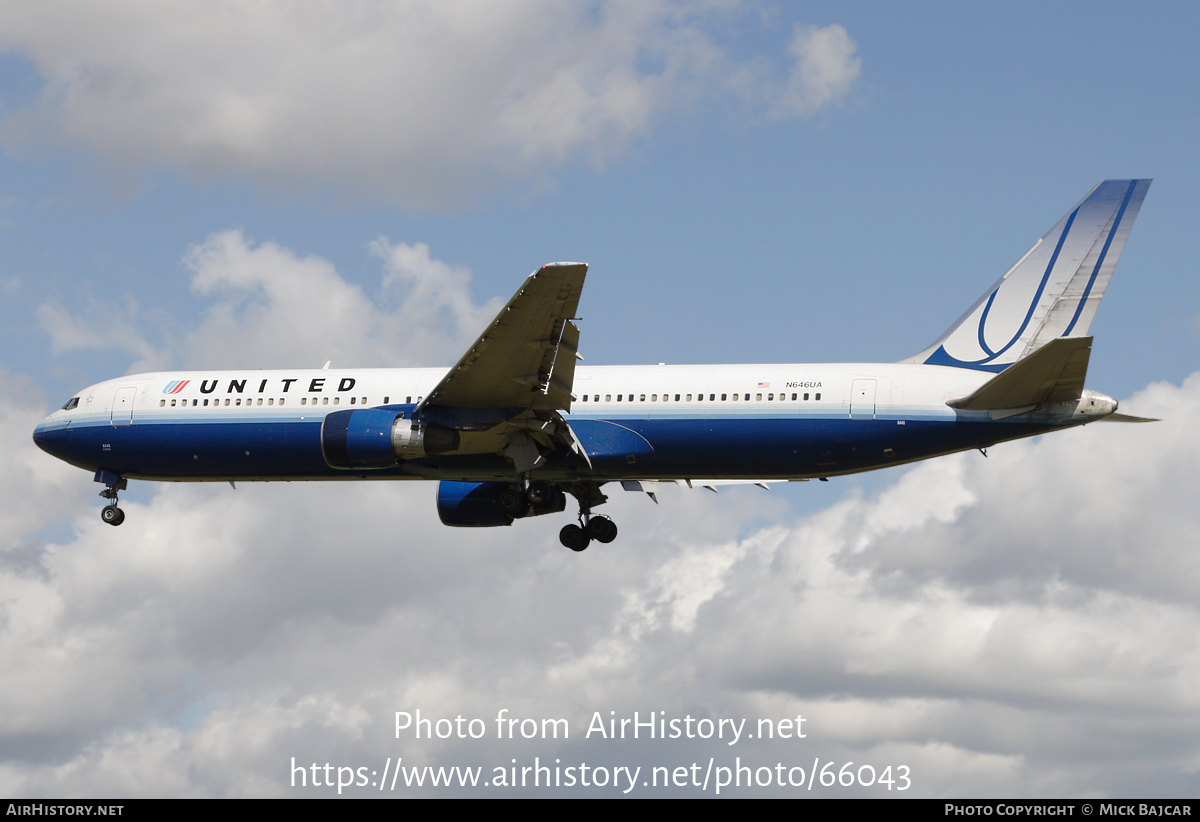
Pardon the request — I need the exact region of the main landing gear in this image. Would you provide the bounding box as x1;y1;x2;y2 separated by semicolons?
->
559;515;618;552
558;486;619;552
557;482;618;552
95;472;127;526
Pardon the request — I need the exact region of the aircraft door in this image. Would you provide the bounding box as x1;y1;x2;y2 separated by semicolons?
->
111;387;137;426
850;379;876;420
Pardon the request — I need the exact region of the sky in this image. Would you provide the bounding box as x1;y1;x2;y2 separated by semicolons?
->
1;0;1199;798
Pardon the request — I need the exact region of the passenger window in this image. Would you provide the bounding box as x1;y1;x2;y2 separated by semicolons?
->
160;400;165;407
791;393;797;400
709;394;715;401
406;396;412;403
804;393;809;400
617;394;623;402
757;393;762;401
721;394;727;401
674;394;680;401
203;399;208;407
383;396;389;404
235;399;241;406
333;397;339;405
301;398;307;405
686;394;692;401
767;393;773;400
171;399;176;407
816;393;822;401
361;397;366;405
268;398;274;406
605;395;611;402
257;398;263;406
280;398;285;406
322;397;329;405
651;394;657;402
640;394;645;402
350;397;356;405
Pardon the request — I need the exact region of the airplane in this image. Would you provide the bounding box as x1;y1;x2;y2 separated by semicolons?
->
33;180;1154;551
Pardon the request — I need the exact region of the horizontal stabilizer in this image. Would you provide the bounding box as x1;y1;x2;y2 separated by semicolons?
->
1098;413;1159;423
948;336;1091;411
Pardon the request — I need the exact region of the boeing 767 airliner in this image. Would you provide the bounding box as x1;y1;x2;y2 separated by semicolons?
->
34;180;1153;551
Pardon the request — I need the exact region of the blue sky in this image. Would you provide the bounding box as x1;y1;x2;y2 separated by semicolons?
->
1;1;1198;798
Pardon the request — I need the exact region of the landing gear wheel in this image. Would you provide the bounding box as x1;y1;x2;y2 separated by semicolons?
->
585;516;617;544
97;476;127;525
559;524;590;552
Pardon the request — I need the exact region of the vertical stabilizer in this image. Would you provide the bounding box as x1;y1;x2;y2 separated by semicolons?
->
906;179;1150;371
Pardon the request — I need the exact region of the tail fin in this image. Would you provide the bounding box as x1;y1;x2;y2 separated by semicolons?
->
906;179;1151;371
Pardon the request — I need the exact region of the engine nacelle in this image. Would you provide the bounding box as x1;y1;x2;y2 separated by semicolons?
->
437;481;566;527
437;481;514;527
321;409;459;469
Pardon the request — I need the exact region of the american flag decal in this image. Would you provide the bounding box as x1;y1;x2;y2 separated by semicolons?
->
757;382;770;389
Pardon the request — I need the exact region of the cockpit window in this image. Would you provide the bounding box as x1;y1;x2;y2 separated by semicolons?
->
61;397;80;411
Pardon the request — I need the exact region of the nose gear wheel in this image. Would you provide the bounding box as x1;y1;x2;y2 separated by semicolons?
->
98;476;127;526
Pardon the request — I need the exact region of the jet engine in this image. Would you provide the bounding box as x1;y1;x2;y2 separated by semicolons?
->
321;409;459;469
437;481;566;527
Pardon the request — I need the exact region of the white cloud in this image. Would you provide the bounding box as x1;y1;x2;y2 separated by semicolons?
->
770;24;861;120
34;300;158;362
0;3;860;206
36;230;503;373
0;369;93;545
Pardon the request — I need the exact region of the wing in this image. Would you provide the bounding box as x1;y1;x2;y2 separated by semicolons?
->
420;262;586;414
414;263;591;474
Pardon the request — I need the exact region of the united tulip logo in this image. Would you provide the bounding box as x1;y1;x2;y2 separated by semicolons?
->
162;380;190;395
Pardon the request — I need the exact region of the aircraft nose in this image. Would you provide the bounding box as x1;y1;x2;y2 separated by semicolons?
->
32;420;51;451
32;417;69;455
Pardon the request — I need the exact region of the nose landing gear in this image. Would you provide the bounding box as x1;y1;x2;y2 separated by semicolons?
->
95;471;127;526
